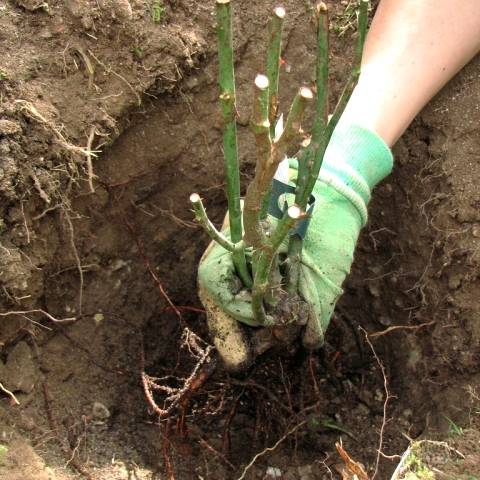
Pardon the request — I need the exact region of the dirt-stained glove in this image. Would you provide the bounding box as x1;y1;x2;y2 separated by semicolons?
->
198;124;393;371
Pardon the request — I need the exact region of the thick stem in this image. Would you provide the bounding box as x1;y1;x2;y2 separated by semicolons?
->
355;0;369;71
216;0;252;287
286;3;329;293
323;0;369;138
261;7;285;217
250;75;272;179
244;74;271;250
251;205;303;324
298;0;369;209
285;235;302;293
311;2;329;144
243;86;312;251
274;86;313;160
266;6;285;137
286;145;313;293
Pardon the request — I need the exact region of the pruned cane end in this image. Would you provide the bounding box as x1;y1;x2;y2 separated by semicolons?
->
299;86;314;100
255;74;270;90
190;193;201;204
288;205;302;220
274;6;286;19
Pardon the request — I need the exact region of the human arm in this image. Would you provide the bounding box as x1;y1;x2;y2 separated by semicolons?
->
197;0;480;370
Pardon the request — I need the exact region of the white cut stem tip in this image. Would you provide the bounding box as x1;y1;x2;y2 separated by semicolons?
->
318;2;328;13
274;7;286;19
299;87;314;100
287;205;302;219
301;137;311;148
255;74;269;90
190;193;201;203
216;0;231;5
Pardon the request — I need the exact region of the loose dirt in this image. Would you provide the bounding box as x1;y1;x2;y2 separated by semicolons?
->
0;1;479;479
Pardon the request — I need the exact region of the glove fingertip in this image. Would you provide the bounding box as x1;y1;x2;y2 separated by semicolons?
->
301;309;325;350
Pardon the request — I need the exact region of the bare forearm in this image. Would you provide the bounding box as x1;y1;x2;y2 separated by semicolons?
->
342;0;480;146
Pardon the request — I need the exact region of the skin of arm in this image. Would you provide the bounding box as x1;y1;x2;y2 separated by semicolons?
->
341;0;480;146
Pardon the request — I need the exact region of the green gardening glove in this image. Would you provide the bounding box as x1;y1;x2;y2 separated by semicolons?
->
198;124;393;354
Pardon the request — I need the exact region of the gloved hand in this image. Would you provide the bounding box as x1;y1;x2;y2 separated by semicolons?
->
198;124;393;371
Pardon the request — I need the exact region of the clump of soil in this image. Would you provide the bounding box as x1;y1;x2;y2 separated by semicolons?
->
1;1;480;479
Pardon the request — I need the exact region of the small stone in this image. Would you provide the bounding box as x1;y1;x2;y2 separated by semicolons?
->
394;298;404;308
368;284;381;298
382;183;393;197
110;258;129;271
378;315;392;326
185;76;199;91
99;0;132;20
92;401;110;421
39;28;53;39
352;403;370;417
0;342;37;394
265;466;282;479
0;119;22;136
374;389;384;402
282;467;298;480
402;408;413;419
447;272;462;290
388;276;398;287
297;464;314;480
14;0;45;11
81;15;94;30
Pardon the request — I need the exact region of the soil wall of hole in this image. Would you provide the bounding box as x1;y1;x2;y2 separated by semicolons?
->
0;0;479;479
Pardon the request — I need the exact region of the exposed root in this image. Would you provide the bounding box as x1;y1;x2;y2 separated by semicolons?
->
197;436;236;471
85;126;97;193
70;46;95;90
236;421;306;480
20;201;31;244
42;382;95;480
141;332;215;418
369;320;435;338
15;100;91;157
124;217;184;324
29;169;52;205
88;49;142;106
361;327;395;479
152;203;199;229
0;382;20;405
0;309;75;325
62;208;84;316
335;441;369;480
162;421;175;480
